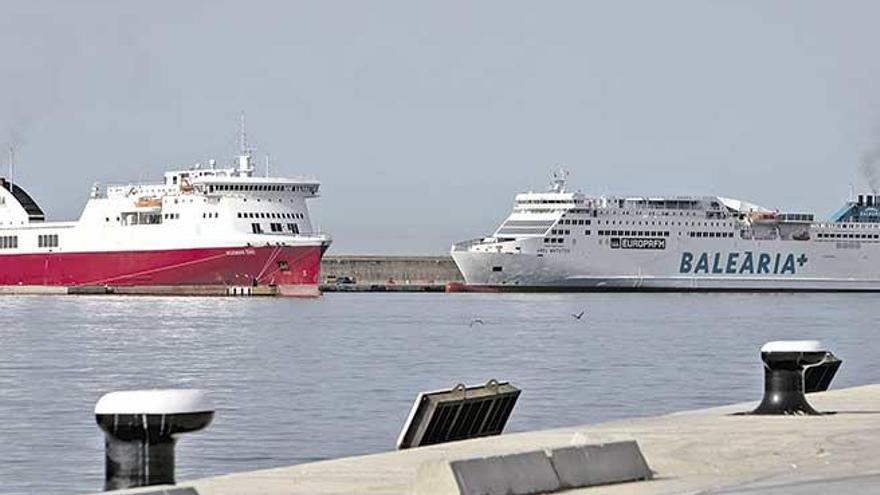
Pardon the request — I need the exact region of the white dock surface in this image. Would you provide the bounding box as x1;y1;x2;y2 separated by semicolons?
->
103;384;880;494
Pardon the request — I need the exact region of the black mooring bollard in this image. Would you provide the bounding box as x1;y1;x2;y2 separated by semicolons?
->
751;341;840;415
95;389;214;491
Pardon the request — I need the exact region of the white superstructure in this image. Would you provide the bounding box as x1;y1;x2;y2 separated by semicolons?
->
0;154;326;253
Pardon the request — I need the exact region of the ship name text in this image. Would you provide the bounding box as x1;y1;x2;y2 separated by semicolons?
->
680;251;808;275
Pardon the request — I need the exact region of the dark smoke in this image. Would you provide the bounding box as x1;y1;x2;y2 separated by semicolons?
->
860;148;880;194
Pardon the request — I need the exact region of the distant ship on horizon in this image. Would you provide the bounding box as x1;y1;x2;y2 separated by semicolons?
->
0;120;330;296
451;170;880;291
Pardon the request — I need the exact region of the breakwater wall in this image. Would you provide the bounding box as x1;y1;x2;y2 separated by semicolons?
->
320;255;463;291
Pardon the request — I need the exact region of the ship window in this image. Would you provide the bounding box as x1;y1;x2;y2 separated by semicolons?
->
38;234;58;248
237;212;242;218
251;223;262;234
585;230;591;236
0;236;17;249
287;223;299;234
492;266;503;272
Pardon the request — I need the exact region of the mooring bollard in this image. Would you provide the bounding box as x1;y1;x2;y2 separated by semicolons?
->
94;389;214;491
751;341;840;415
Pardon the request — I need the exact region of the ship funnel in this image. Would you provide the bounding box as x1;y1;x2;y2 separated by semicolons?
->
868;195;875;207
859;194;865;206
95;389;214;491
750;341;841;415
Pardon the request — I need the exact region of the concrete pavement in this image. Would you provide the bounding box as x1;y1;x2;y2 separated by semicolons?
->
97;384;880;494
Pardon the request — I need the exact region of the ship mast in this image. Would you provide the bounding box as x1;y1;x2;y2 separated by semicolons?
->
238;111;254;176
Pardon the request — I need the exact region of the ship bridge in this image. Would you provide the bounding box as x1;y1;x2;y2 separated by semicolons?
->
197;176;320;198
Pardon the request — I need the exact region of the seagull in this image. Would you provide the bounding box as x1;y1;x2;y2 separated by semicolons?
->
571;311;585;320
469;318;486;327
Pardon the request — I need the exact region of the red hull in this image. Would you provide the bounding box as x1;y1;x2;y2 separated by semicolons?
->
0;245;323;291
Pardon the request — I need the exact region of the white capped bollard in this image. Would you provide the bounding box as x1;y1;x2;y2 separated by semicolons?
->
751;341;839;415
95;389;214;491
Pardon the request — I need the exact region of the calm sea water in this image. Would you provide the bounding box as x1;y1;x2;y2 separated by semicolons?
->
0;292;878;494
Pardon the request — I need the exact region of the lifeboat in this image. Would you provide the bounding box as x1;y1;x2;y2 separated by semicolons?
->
750;211;779;221
135;197;162;208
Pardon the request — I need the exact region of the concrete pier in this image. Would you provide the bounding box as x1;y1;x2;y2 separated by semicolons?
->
97;384;880;494
0;285;278;297
320;255;462;292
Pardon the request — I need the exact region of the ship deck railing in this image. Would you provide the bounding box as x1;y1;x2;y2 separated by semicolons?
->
451;237;497;251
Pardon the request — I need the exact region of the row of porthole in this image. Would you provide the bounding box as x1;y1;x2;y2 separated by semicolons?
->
237;212;304;220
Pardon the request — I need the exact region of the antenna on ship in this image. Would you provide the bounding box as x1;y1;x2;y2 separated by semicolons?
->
7;143;14;194
550;167;569;193
265;154;270;177
239;111;248;155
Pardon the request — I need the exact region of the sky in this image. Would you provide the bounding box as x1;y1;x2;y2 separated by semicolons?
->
1;1;880;254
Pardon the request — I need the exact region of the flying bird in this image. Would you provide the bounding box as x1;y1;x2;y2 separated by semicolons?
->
469;318;486;327
571;311;585;320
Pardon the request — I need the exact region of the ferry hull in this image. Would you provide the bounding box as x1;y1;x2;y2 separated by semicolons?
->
451;250;880;292
447;280;880;292
0;245;324;296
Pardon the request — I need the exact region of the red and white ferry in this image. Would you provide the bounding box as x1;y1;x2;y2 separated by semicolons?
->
0;133;331;296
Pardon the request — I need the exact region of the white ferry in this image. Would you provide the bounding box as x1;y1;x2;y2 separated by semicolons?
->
0;123;330;296
451;170;880;291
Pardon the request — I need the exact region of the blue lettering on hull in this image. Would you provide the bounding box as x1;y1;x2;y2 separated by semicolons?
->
679;252;807;275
